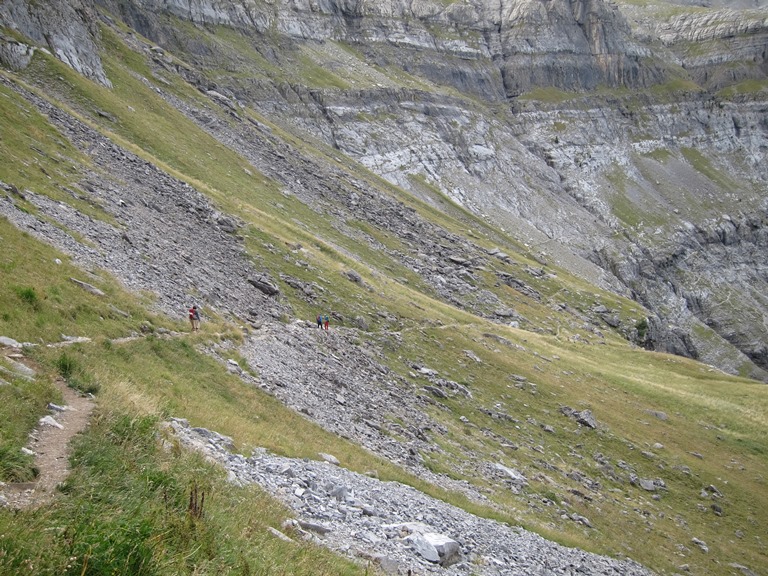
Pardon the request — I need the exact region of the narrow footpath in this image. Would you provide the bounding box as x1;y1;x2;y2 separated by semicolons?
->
0;344;95;510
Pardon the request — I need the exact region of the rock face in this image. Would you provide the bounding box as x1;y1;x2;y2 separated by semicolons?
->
639;8;768;90
2;0;768;380
95;0;663;96
494;0;663;96
0;0;110;86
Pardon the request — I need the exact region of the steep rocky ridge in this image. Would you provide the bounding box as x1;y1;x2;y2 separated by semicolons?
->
513;94;768;378
624;5;768;90
493;0;664;96
0;0;110;86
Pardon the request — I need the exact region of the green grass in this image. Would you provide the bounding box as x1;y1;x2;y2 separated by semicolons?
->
647;77;703;96
0;226;392;574
381;317;768;572
604;164;669;230
0;409;365;576
0;218;174;344
517;86;581;104
0;80;114;224
642;148;673;162
0;369;59;481
718;78;768;98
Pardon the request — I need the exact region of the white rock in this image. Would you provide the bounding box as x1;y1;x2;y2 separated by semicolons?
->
318;452;340;465
493;462;528;486
423;532;462;567
406;532;440;563
39;415;63;429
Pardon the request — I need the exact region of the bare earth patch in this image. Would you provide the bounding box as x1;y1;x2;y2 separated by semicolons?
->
0;348;95;510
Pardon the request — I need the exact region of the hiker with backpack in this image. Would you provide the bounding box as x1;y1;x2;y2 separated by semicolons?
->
189;305;201;332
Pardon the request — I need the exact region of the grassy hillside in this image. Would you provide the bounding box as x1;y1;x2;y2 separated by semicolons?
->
1;16;767;576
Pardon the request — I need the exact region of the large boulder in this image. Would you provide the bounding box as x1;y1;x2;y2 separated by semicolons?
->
406;531;462;567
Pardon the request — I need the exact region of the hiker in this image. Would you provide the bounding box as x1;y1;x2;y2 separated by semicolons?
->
189;305;200;332
316;313;323;329
324;314;330;331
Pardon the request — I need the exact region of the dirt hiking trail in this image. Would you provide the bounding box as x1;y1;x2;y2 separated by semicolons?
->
1;345;95;510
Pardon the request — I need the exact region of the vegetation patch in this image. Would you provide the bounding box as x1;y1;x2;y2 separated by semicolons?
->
517;87;581;104
641;148;673;162
718;78;768;98
681;146;739;190
0;370;59;481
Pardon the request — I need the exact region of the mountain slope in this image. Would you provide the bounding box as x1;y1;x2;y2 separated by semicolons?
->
57;0;768;381
1;1;767;575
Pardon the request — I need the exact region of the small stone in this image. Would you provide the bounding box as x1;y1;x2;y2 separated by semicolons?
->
0;336;22;347
692;537;709;553
267;526;294;542
69;277;105;296
318;452;340;465
297;520;331;535
39;415;63;429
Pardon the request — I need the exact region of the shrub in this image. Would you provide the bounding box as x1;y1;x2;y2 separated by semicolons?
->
636;318;649;341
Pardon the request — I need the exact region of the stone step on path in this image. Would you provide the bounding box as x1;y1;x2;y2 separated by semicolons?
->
166;418;656;576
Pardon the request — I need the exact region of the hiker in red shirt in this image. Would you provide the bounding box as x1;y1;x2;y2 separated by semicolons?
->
189;305;200;331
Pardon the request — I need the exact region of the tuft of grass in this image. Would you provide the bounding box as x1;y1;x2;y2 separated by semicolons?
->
54;352;77;380
54;350;100;394
0;444;37;483
13;286;40;310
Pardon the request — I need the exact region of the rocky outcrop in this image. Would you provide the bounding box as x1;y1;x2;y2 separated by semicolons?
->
651;9;768;90
93;0;666;98
0;0;110;86
494;0;665;96
0;75;285;321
